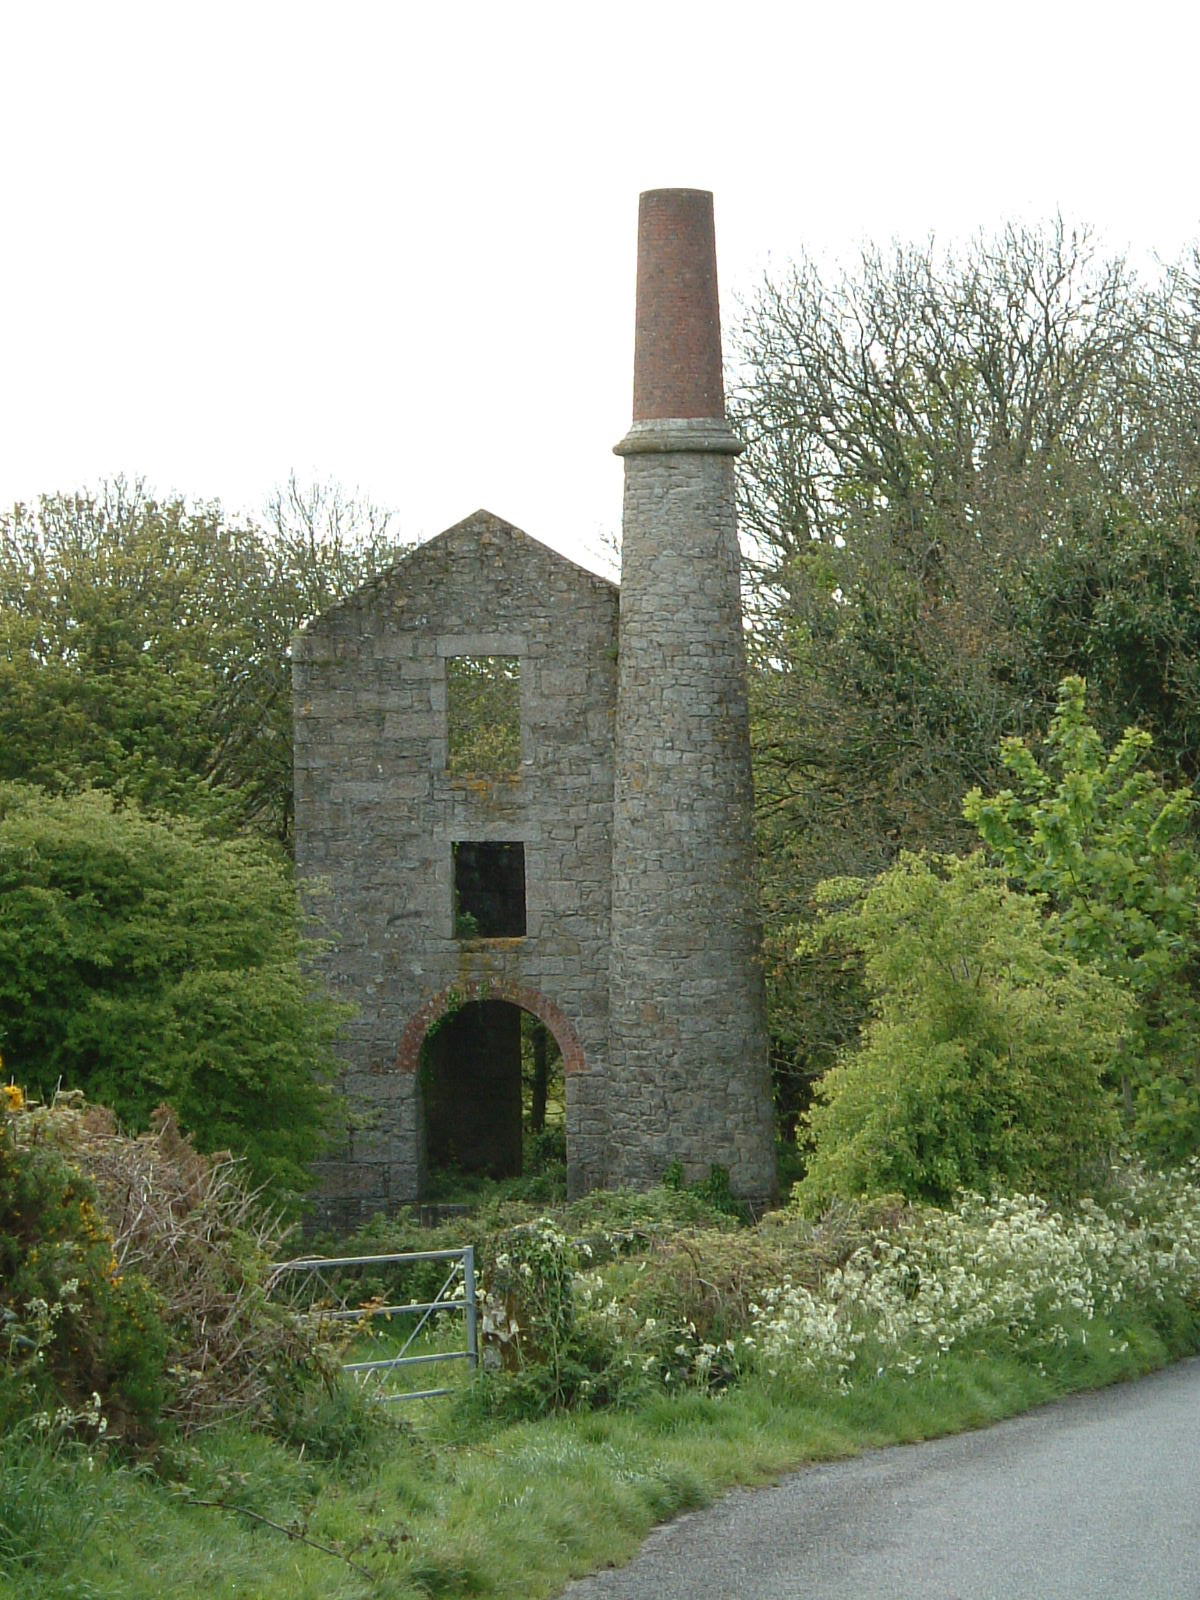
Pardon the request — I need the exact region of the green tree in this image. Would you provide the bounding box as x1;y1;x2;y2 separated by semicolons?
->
446;654;522;775
964;677;1200;1158
1012;504;1200;788
0;476;404;842
735;220;1153;891
0;783;346;1201
797;853;1127;1211
731;224;1200;1128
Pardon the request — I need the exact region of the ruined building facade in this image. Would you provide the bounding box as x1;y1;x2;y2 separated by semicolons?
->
294;191;775;1228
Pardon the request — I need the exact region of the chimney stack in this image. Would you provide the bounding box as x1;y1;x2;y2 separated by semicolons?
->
606;189;775;1202
631;189;726;422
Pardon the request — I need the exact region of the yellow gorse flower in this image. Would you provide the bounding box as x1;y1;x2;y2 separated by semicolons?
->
3;1084;23;1112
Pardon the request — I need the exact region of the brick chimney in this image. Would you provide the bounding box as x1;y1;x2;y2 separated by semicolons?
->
631;188;726;422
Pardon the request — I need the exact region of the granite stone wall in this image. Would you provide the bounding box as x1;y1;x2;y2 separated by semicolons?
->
293;511;618;1231
607;421;776;1199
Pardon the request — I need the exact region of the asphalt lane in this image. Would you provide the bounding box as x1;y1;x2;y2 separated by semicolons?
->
560;1357;1200;1599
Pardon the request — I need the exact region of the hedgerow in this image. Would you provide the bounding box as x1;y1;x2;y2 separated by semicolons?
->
1;1087;341;1447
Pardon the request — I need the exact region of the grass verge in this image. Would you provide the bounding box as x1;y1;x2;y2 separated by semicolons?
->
2;1313;1192;1600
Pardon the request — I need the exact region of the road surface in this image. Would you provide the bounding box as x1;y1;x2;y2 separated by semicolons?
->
560;1357;1200;1599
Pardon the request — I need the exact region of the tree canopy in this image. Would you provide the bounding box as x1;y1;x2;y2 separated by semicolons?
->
0;476;404;842
797;852;1126;1210
0;475;402;1207
965;677;1200;1159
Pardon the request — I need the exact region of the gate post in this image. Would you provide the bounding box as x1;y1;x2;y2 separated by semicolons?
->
463;1245;479;1370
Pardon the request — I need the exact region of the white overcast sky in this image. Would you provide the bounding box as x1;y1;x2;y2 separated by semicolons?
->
2;1;1198;570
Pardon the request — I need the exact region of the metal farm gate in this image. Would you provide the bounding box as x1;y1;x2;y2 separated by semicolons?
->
271;1246;478;1402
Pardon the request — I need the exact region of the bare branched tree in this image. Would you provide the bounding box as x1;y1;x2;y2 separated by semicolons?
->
263;471;405;623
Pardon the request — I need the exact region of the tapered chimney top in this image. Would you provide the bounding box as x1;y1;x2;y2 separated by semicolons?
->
631;189;726;422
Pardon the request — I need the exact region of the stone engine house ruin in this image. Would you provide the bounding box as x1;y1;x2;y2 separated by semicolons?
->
294;190;775;1228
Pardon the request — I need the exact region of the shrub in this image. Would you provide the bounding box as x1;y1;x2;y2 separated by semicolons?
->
3;1089;337;1442
561;1182;744;1244
748;1168;1200;1388
662;1161;748;1221
796;852;1127;1208
0;783;346;1202
0;1086;168;1442
965;675;1200;1160
481;1220;581;1390
572;1198;911;1396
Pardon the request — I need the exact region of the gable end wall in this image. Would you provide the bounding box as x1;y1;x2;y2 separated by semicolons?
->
293;514;618;1229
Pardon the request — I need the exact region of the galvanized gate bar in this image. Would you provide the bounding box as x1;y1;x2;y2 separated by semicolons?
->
463;1246;478;1368
319;1300;462;1320
275;1248;472;1270
272;1245;478;1403
343;1349;472;1373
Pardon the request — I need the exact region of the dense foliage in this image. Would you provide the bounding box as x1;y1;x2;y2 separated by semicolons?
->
0;1084;168;1441
0;784;345;1197
750;1168;1200;1388
0;1088;340;1448
794;853;1126;1208
733;227;1200;1131
965;677;1200;1159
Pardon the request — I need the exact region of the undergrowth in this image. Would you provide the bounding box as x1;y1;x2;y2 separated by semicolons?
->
5;1125;1200;1600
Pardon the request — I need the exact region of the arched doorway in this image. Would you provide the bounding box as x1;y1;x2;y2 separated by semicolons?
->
422;999;564;1180
400;982;584;1194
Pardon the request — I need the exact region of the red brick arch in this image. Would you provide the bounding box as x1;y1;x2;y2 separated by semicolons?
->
395;981;588;1076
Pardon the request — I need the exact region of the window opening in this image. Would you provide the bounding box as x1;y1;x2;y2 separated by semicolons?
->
453;841;526;938
446;655;520;775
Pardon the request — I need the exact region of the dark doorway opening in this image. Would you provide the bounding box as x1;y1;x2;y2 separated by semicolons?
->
453;841;526;938
422;1001;564;1190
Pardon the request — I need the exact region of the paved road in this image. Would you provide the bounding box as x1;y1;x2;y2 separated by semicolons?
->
561;1358;1200;1599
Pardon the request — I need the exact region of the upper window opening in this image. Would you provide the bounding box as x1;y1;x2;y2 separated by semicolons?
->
453;841;526;939
446;655;520;775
